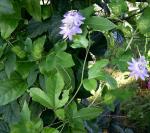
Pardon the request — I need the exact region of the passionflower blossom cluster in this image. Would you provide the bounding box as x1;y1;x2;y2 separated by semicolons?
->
128;56;149;80
59;10;85;40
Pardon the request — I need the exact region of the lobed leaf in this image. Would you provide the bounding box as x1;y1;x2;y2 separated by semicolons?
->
0;78;28;106
86;16;116;31
73;107;102;120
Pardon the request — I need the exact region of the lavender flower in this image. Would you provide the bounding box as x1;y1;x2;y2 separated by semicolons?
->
59;10;85;40
128;56;149;80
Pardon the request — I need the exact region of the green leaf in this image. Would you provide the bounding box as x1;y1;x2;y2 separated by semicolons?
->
111;125;124;133
137;7;150;34
11;101;43;133
27;20;50;38
29;87;53;109
16;62;35;79
0;2;20;39
0;71;7;80
21;101;31;121
11;120;42;133
80;5;94;18
96;72;117;89
29;102;44;120
0;78;27;106
5;53;16;78
57;67;75;92
0;62;4;71
88;59;109;79
71;35;89;48
0;120;10;133
103;89;135;105
71;118;86;133
53;41;67;52
88;59;117;89
46;71;64;96
42;128;59;133
11;45;26;59
0;101;20;124
86;16;116;31
48;15;62;43
105;74;117;89
28;14;61;42
55;109;65;120
109;0;128;16
0;0;14;14
27;66;38;87
65;102;77;121
32;36;46;60
73;107;102;120
45;51;74;71
24;37;33;53
83;79;97;92
22;0;41;21
0;42;6;58
41;5;52;20
112;51;132;72
46;71;69;109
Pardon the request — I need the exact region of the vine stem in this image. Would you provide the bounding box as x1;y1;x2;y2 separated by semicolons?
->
125;29;137;51
136;45;141;57
59;122;66;133
65;44;91;107
144;33;148;53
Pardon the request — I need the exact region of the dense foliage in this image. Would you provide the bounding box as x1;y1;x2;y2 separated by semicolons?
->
0;0;150;132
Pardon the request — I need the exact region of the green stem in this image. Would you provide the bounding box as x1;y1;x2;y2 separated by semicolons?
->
65;44;91;107
59;123;66;133
144;33;148;53
136;45;141;57
125;29;137;51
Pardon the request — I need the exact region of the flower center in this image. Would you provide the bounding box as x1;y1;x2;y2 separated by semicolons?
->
137;63;145;73
65;22;74;29
138;64;143;70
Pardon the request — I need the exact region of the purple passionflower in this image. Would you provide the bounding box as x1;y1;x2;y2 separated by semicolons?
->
59;10;85;40
128;56;149;80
